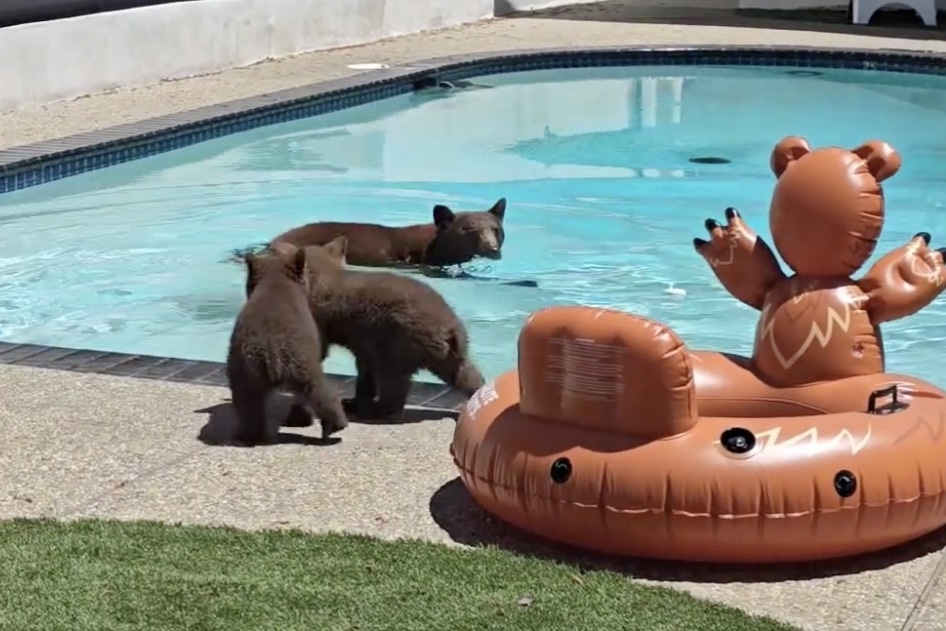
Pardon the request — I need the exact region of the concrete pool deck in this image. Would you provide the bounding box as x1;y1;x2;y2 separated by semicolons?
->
3;363;946;631
4;2;946;630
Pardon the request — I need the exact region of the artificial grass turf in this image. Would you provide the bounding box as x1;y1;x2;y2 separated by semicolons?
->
0;518;800;631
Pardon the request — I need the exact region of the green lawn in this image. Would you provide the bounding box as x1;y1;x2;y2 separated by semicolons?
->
0;518;799;631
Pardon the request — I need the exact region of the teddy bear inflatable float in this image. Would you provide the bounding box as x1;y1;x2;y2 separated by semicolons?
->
448;137;946;565
693;136;946;391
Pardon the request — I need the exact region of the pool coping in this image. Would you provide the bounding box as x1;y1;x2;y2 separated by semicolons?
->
4;43;946;407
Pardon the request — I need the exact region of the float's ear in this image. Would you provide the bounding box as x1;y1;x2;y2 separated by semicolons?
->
770;136;812;178
433;205;456;229
852;140;901;183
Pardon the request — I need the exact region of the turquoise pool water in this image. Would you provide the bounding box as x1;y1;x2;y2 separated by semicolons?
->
2;65;946;384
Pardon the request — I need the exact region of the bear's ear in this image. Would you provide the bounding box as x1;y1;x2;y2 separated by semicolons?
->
770;136;812;178
489;197;506;222
271;240;297;258
243;252;258;274
290;246;308;280
324;235;348;263
852;140;901;183
433;205;456;230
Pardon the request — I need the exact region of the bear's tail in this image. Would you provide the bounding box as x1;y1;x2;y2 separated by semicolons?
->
446;325;468;359
440;326;484;396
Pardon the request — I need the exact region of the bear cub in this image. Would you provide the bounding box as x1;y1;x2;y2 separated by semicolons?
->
226;243;348;445
302;236;486;419
268;198;507;268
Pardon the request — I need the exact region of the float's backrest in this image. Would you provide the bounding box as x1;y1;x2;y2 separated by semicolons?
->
518;306;698;439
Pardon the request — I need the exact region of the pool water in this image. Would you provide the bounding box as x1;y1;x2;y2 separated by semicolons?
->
3;65;946;385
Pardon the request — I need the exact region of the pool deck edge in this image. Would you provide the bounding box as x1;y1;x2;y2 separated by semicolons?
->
0;341;467;414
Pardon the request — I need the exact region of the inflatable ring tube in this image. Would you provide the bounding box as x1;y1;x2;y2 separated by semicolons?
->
451;306;946;563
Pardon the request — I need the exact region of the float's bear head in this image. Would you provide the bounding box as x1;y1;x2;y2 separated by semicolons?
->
768;136;902;277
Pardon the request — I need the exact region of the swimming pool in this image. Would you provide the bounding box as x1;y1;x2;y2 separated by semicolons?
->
2;63;946;384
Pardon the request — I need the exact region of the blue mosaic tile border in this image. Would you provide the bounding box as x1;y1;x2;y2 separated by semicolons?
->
0;341;468;414
2;45;946;196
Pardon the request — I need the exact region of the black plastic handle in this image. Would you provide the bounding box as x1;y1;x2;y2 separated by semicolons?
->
867;385;908;415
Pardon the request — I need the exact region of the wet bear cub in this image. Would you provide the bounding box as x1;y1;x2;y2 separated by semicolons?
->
226;243;348;445
271;198;507;268
303;237;486;419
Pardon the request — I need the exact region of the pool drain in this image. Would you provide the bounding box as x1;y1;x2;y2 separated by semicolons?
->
346;62;389;70
689;156;732;165
786;70;824;77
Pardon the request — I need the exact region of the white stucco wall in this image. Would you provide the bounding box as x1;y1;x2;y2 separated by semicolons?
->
1;0;942;109
0;0;494;109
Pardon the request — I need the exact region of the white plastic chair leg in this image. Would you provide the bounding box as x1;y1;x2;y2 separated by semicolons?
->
851;0;938;27
915;2;939;26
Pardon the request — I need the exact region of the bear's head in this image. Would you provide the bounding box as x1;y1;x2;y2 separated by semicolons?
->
424;198;507;267
768;136;901;277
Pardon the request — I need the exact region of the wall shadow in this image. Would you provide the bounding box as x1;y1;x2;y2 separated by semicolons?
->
501;0;946;42
428;476;946;584
0;0;196;29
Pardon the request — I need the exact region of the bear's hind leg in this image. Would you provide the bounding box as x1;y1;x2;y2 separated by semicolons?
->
299;373;349;439
343;355;377;417
231;387;275;446
370;365;413;420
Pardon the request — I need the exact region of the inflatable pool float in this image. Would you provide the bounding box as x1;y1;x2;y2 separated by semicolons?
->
451;136;946;563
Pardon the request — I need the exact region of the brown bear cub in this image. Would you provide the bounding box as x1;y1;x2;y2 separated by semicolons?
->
301;236;486;419
226;243;348;445
269;198;506;268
